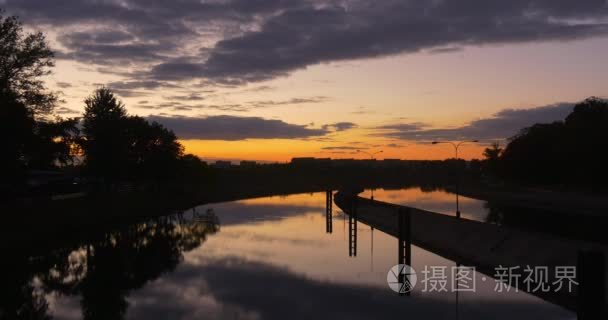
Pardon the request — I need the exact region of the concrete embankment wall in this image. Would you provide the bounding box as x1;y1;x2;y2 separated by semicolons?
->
334;192;608;313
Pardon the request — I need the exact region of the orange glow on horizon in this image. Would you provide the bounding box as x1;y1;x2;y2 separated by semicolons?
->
180;139;486;162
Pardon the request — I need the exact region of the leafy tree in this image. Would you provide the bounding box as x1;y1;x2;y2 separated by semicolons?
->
1;13;77;193
501;122;566;183
123;116;184;180
82;87;129;179
0;91;34;180
500;97;608;188
562;97;608;186
82;87;185;182
482;142;503;175
176;154;211;185
1;11;57;116
483;142;502;161
26;118;81;169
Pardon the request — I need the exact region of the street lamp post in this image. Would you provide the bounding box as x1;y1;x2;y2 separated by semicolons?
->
431;140;478;218
357;150;383;200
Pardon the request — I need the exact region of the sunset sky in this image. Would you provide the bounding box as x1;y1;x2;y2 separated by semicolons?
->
4;0;608;162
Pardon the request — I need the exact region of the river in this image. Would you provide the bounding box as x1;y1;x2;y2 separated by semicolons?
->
3;188;575;319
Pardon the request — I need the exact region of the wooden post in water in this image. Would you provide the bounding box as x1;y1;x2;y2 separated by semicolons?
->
577;250;606;319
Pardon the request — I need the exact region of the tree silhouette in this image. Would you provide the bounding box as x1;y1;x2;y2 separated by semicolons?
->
82;87;130;180
482;142;503;175
26;118;81;169
0;11;57;116
82;87;185;183
1;13;78;192
123;116;184;181
500;97;608;188
1;91;34;187
563;97;608;187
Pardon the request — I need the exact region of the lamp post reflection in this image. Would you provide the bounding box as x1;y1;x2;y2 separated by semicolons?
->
371;226;374;271
431;140;478;218
398;207;412;296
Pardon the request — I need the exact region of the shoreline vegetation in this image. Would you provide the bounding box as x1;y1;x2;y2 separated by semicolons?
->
4;164;608;254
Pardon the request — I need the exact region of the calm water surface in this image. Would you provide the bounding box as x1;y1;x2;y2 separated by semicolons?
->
41;188;574;319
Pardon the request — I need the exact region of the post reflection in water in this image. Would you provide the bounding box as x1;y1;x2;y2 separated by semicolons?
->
325;190;333;234
348;197;357;257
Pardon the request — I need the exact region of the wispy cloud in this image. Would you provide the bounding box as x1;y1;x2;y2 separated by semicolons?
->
372;103;574;141
321;122;358;132
135;96;330;113
321;146;365;151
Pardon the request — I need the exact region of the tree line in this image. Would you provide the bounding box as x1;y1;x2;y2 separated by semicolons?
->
482;97;608;190
1;12;207;195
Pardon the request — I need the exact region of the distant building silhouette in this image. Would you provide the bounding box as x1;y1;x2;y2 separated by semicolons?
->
239;160;257;167
290;157;332;166
212;160;232;168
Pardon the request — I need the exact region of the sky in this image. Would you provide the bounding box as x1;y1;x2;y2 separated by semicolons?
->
3;0;608;162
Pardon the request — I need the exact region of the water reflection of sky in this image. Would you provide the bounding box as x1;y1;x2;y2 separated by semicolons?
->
48;191;573;320
361;187;491;222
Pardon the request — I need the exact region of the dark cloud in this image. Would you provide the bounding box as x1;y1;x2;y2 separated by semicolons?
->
148;115;329;140
428;46;463;54
195;1;608;83
148;60;206;81
351;107;375;115
373;102;574;141
62;30;135;44
108;80;180;90
54;106;80;115
55;81;73;88
172;106;193;111
108;81;181;97
134;97;327;112
5;0;608;85
250;96;329;107
200;104;250;112
150;96;330;113
375;123;428;132
244;85;275;92
321;122;358;131
164;93;206;101
321;146;364;150
248;96;330;109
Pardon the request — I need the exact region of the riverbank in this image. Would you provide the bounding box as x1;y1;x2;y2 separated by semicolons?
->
0;183;333;253
451;184;608;217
